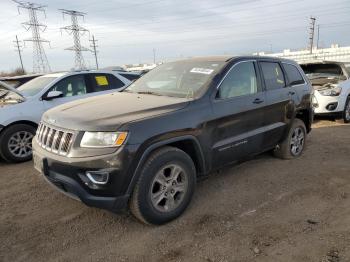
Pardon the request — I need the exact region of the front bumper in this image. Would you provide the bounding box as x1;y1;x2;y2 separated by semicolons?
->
32;139;139;212
313;90;346;114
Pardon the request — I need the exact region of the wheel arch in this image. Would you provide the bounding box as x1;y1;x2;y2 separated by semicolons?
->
126;135;206;195
0;120;38;135
295;108;312;133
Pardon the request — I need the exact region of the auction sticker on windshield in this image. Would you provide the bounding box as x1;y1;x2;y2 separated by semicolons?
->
190;68;214;75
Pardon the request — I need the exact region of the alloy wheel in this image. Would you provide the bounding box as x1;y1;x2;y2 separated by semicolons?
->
150;164;188;212
290;127;305;156
8;131;33;158
345;102;350;121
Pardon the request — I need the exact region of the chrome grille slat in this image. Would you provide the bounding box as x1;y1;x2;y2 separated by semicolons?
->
35;122;74;156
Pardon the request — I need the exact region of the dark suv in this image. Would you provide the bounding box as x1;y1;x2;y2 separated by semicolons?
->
33;56;313;225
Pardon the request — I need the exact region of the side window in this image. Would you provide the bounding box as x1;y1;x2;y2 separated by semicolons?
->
282;63;305;86
51;75;87;97
217;61;258;99
89;74;125;93
260;62;285;90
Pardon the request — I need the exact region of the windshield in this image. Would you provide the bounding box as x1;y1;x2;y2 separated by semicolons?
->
125;60;225;98
300;63;344;77
17;76;57;97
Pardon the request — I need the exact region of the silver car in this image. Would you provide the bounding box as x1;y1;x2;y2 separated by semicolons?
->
0;70;137;162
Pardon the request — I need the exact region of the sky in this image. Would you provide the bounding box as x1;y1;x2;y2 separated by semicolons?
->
0;0;349;73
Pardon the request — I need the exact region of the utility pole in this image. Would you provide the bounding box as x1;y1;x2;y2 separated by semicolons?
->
89;35;99;69
60;9;90;70
317;24;320;49
14;35;25;72
13;0;51;73
308;16;316;54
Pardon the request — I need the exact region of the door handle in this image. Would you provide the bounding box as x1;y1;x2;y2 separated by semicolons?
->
288;91;296;95
253;98;264;104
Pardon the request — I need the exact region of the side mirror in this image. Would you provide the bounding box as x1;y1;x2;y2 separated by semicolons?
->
43;90;63;101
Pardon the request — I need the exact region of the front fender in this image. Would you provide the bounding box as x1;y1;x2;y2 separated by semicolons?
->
125;135;205;195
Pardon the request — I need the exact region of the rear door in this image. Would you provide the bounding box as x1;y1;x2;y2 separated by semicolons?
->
211;60;266;168
258;60;294;150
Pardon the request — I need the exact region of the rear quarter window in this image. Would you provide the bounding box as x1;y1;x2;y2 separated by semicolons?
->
260;62;286;90
120;73;141;81
282;63;305;86
89;74;125;92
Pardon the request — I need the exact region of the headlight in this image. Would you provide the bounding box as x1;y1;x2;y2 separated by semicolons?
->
80;132;128;148
319;86;342;96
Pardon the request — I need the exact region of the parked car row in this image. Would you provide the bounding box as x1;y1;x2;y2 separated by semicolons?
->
0;56;348;225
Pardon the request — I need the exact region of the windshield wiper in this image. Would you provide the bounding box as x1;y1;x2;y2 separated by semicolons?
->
135;91;163;96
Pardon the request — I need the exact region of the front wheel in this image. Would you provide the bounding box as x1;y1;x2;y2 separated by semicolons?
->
130;146;196;225
273;118;307;160
0;124;36;163
343;97;350;123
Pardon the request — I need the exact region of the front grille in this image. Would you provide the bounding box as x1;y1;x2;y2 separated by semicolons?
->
36;122;74;155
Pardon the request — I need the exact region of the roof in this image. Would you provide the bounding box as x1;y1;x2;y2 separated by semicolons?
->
40;72;67;78
171;55;297;64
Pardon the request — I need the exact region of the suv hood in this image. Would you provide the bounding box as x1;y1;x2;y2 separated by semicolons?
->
43;92;190;131
0;81;24;96
307;74;344;88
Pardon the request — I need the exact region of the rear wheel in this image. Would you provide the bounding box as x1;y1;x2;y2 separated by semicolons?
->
343;97;350;123
130;146;196;225
273;118;307;160
0;124;36;163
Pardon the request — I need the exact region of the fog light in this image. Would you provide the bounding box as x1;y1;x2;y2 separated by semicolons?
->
86;171;109;185
326;102;338;111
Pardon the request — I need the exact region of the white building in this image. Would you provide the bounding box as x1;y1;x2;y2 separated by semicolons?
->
254;44;350;63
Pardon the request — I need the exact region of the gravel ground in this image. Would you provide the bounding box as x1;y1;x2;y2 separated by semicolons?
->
0;119;349;262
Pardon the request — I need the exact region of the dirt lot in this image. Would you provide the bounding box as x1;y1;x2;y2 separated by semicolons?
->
1;119;349;262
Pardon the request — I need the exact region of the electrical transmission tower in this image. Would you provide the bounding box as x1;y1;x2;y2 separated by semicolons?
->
14;35;25;72
308;17;316;54
60;9;90;70
13;0;51;73
89;35;99;69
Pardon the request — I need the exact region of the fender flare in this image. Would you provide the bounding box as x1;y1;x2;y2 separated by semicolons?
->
126;135;205;195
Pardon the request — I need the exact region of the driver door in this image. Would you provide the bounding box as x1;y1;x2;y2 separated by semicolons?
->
43;74;90;110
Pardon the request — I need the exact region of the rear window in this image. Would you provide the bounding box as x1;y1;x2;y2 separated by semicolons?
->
120;73;141;81
282;63;305;86
260;62;286;90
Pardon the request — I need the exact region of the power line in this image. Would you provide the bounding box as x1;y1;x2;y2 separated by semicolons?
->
60;9;90;70
13;0;51;73
13;35;24;72
89;35;99;69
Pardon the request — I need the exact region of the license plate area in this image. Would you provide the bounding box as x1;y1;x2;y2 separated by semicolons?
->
33;153;44;173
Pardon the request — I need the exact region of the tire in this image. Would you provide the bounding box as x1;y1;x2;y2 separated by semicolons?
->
343;97;350;123
0;124;36;163
130;146;196;225
273;118;307;160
